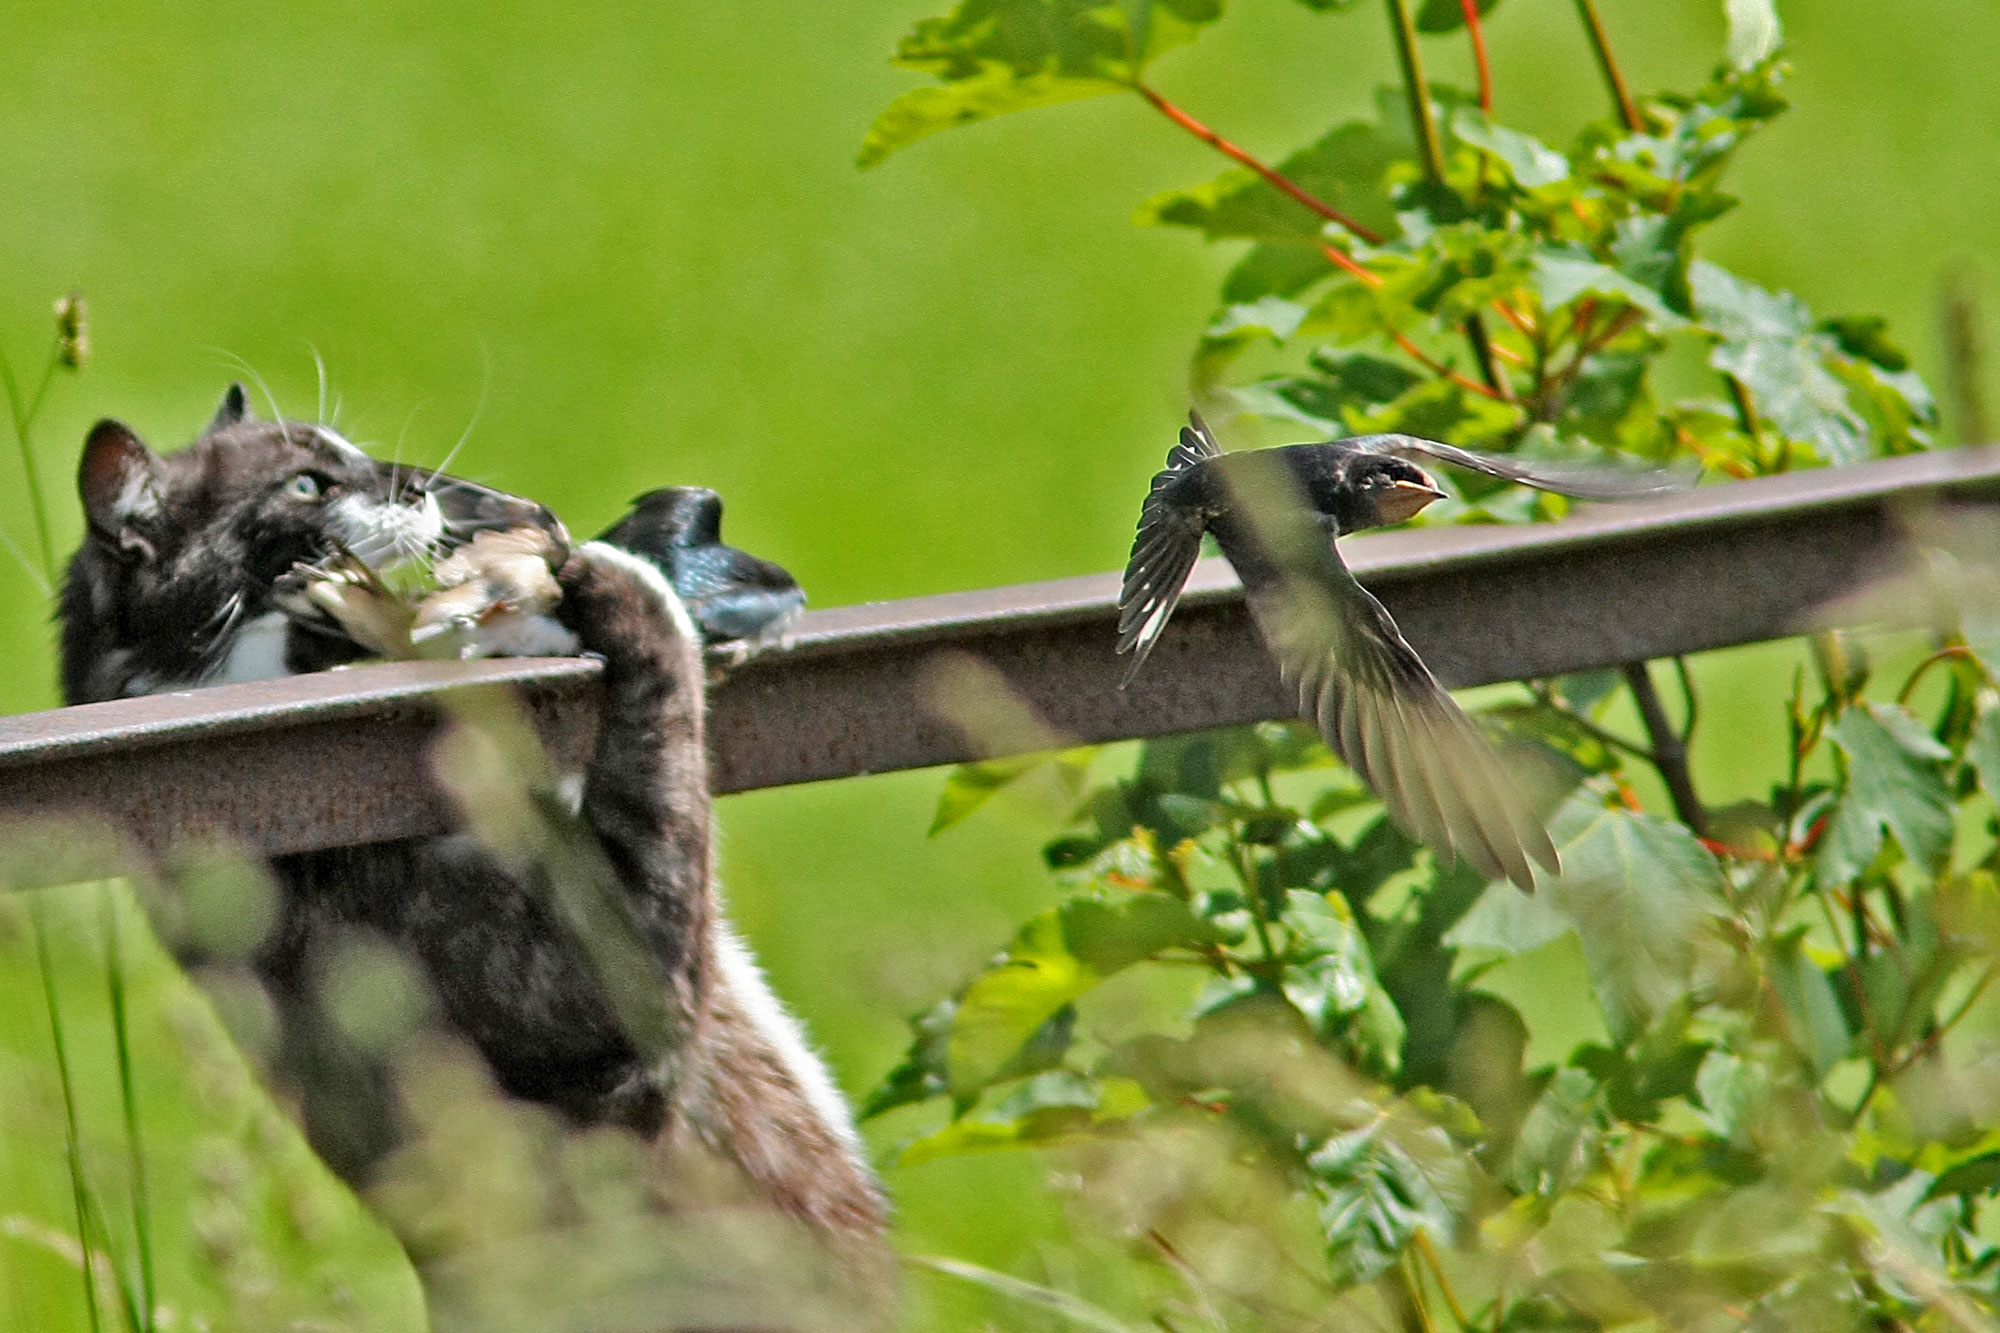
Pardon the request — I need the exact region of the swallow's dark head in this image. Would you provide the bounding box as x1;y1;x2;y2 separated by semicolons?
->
600;486;724;553
1336;454;1445;532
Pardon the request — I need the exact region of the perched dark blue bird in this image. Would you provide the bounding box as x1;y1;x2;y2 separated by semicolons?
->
1118;413;1692;890
597;486;805;651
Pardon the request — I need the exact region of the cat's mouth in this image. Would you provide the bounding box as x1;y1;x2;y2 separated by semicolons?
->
275;469;574;659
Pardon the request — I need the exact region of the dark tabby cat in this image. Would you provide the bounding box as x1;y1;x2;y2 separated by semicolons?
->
58;387;889;1316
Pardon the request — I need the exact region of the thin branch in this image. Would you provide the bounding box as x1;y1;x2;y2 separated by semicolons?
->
1413;1230;1472;1330
1461;315;1513;401
1672;657;1698;745
1898;644;1978;705
1573;0;1643;133
1321;242;1385;288
1394;330;1507;401
1725;372;1786;473
1459;0;1493;114
1530;680;1655;762
1623;661;1706;835
1385;0;1448;184
1136;85;1385;244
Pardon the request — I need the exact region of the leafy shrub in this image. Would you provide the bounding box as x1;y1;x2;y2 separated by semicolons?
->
862;2;1999;1326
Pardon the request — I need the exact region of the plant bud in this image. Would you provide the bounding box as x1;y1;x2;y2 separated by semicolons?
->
53;291;88;370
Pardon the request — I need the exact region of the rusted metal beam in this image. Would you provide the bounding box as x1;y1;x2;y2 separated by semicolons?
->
1;446;1996;871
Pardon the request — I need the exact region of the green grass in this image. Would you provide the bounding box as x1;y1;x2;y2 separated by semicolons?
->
3;0;1998;1326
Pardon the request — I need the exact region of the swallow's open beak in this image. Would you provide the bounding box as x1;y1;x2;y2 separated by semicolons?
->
1376;477;1446;525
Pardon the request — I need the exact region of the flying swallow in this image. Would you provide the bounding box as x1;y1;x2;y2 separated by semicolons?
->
1117;413;1692;890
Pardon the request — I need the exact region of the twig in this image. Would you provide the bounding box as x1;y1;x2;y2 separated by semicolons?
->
1530;680;1655;762
1622;661;1706;834
1137;86;1385;244
1413;1230;1471;1329
1725;373;1785;473
1461;315;1513;400
1322;242;1384;288
1898;644;1978;705
1385;0;1447;184
1573;0;1642;133
1393;331;1507;401
1672;657;1698;745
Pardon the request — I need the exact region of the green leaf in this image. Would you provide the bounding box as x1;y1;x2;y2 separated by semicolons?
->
1445;879;1571;958
859;0;1225;168
1220;243;1341;304
898;1104;1096;1166
1691;261;1871;463
1724;0;1783;71
1820;315;1910;372
862;996;959;1118
1279;889;1405;1071
1537;790;1726;1043
1694;1049;1772;1142
1968;697;2000;812
948;893;1211;1097
931;749;1089;835
1415;0;1498;33
1816;702;1954;884
1308;1117;1468;1284
1450;109;1568;190
1509;1066;1600;1195
1533;244;1684;326
1138;116;1409;244
1343;376;1525;446
1767;930;1853;1074
1571;1022;1709;1122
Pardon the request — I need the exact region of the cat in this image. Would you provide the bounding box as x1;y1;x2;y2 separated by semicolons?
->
58;386;890;1318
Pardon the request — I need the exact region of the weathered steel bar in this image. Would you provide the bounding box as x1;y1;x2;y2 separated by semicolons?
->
0;446;1995;868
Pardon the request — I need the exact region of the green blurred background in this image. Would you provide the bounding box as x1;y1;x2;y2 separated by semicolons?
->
1;0;1996;1326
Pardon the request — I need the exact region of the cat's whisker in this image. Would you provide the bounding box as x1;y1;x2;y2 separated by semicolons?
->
309;343;330;426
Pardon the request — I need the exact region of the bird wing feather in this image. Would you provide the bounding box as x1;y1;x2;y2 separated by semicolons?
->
1243;536;1557;890
1115;412;1225;686
1370;435;1696;501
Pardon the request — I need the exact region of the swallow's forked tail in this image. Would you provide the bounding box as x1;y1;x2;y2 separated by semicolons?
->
1116;411;1221;688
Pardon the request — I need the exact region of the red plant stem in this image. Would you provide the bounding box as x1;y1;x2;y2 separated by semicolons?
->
1673;426;1755;480
1393;331;1506;401
1320;243;1384;288
1137;85;1384;245
1492;298;1537;338
1573;0;1642;133
1317;246;1508;401
1460;0;1493;113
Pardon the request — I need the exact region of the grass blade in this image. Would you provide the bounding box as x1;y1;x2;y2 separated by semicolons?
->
100;885;156;1332
30;892;105;1333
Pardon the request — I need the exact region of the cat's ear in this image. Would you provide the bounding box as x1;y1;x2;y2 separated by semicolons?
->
206;383;249;434
78;419;164;560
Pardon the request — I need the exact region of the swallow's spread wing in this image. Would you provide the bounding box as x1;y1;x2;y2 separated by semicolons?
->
1116;413;1224;686
1371;436;1696;501
1242;530;1558;891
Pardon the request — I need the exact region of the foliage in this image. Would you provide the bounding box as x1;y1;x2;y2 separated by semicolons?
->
864;1;2000;1327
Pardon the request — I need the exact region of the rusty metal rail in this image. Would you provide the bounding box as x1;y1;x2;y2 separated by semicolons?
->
2;446;1997;869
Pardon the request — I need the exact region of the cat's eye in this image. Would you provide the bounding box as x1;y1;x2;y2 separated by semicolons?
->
286;473;323;501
